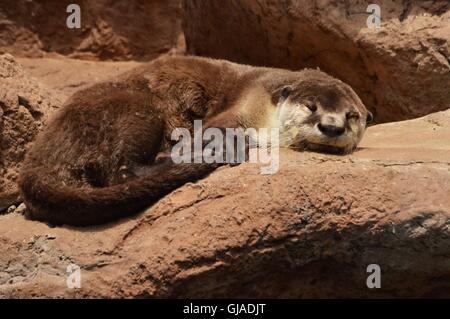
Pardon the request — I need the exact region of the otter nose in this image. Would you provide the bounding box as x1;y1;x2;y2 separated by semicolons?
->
318;123;345;137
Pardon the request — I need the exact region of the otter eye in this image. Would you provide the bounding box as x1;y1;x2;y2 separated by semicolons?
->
281;87;292;98
305;101;317;112
346;111;360;120
366;112;374;123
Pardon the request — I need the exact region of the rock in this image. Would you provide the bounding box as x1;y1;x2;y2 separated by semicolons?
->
18;57;142;101
14;203;27;215
0;54;60;212
360;109;450;151
0;110;449;298
0;0;184;61
183;0;450;123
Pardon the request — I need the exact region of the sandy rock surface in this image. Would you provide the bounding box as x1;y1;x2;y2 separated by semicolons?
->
18;57;141;101
0;0;184;61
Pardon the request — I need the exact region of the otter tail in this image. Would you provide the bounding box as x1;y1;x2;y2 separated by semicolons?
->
19;160;221;226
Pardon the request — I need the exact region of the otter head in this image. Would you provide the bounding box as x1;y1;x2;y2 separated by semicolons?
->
272;70;372;154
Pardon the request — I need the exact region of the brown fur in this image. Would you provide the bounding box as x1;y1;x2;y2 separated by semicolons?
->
19;55;370;226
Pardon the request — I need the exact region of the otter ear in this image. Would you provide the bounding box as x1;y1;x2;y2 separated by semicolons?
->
366;111;374;124
271;86;292;105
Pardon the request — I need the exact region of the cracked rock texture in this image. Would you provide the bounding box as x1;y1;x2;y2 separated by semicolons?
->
1;108;449;298
0;54;60;211
183;0;450;123
0;0;184;61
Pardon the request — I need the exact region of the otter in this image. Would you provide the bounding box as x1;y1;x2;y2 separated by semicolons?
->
19;56;372;226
